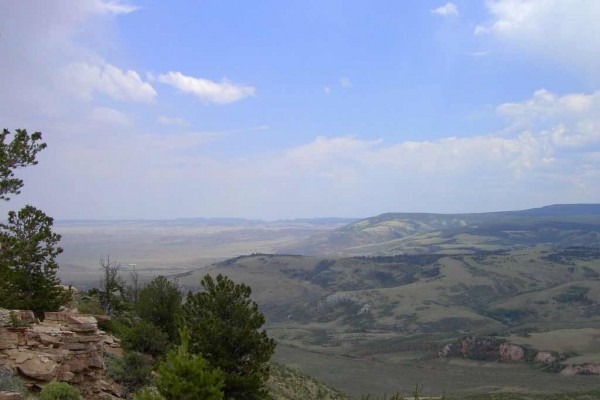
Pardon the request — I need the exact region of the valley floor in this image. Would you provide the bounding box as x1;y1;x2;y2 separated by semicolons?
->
273;344;600;399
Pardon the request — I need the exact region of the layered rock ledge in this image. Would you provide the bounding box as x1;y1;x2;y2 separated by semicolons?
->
0;309;122;399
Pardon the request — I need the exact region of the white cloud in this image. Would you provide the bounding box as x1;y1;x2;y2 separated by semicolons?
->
496;89;600;147
465;51;490;57
65;62;157;103
476;0;600;71
339;77;352;88
497;89;596;119
323;86;332;94
157;115;190;127
157;71;255;104
92;0;138;14
4;88;599;219
432;2;459;17
90;107;133;126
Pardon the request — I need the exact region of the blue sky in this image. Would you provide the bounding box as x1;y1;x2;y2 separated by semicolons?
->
1;0;599;219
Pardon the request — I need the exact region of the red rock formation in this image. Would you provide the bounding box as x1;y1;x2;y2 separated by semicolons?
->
498;343;525;361
0;309;122;399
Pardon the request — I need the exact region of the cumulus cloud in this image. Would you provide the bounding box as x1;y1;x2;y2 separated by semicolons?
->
431;2;459;17
476;0;600;70
0;0;152;126
157;115;190;127
157;71;255;104
65;62;157;103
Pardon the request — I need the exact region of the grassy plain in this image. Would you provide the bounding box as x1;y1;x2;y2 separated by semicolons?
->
54;219;345;288
273;344;600;398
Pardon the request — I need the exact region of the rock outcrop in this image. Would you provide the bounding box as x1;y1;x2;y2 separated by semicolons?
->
561;363;600;376
440;335;600;376
0;309;122;399
0;392;23;400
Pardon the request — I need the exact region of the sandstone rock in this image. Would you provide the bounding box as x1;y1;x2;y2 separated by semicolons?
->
1;310;123;398
62;342;93;351
16;354;58;381
65;315;97;333
93;315;111;324
0;392;23;400
14;352;33;364
58;370;75;382
43;312;68;323
498;343;525;362
560;363;600;375
64;357;88;372
38;333;61;346
88;351;104;369
64;335;102;343
534;351;557;364
0;331;19;350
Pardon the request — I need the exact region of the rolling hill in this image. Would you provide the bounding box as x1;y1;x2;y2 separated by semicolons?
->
284;204;600;256
188;246;600;396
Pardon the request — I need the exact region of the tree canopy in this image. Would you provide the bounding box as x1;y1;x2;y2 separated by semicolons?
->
0;129;46;201
0;204;69;316
182;274;275;400
136;275;182;341
154;331;225;400
0;129;69;315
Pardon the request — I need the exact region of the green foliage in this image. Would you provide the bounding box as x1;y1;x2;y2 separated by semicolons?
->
267;363;347;400
0;129;46;201
154;331;225;400
182;274;276;400
107;352;152;394
134;388;166;400
9;311;29;328
121;320;170;357
0;205;71;316
136;276;182;341
39;382;81;400
76;295;104;315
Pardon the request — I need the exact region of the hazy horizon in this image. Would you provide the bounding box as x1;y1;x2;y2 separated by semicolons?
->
45;202;599;222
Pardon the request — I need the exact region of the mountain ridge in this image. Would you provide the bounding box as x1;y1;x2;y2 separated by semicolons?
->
283;204;600;256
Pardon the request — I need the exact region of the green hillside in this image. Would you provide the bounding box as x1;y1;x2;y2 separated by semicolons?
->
199;248;600;352
182;247;600;397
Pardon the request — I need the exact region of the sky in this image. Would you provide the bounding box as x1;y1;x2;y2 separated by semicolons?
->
1;0;599;220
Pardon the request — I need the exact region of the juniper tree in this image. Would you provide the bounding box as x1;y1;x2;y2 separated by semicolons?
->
181;274;276;400
0;205;70;315
135;275;182;341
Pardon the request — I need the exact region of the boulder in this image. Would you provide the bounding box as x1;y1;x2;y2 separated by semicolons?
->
15;353;58;381
65;315;97;333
